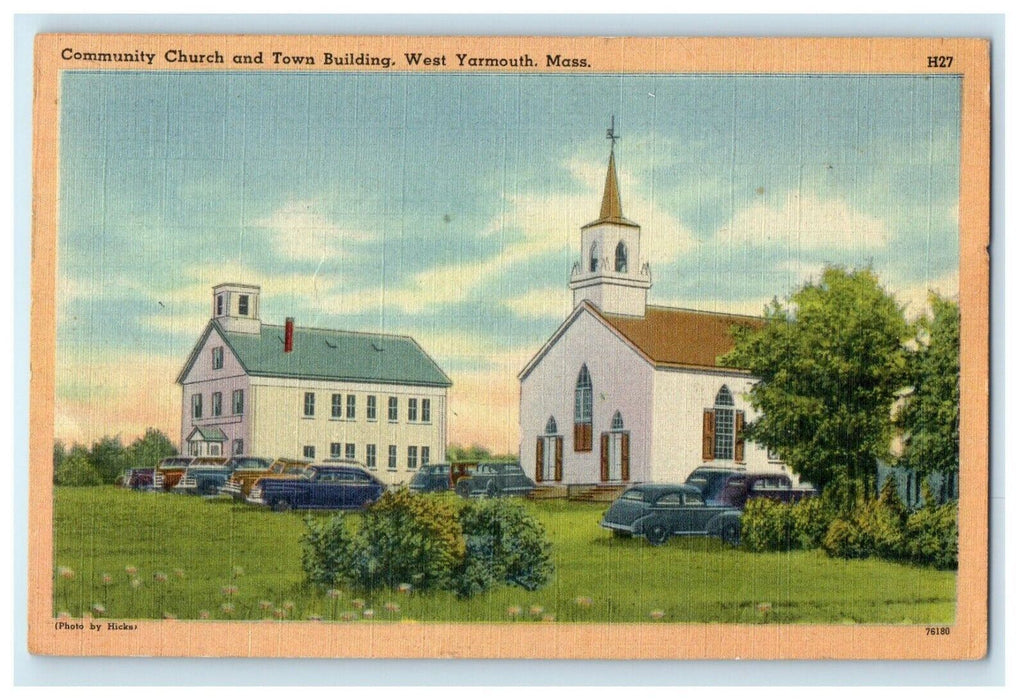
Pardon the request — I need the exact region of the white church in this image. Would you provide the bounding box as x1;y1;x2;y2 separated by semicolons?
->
518;138;789;486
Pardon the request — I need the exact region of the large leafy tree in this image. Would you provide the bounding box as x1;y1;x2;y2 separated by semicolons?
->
89;435;128;484
720;267;911;507
896;294;960;476
125;428;179;468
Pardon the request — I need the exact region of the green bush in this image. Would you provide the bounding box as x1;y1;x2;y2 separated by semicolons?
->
300;490;554;597
742;497;832;552
823;477;909;562
454;499;554;597
54;452;101;487
790;496;834;550
907;501;958;570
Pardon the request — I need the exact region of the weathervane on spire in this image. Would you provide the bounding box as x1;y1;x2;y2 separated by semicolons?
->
606;115;619;151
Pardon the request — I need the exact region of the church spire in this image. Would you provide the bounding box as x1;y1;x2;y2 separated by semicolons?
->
598;150;624;221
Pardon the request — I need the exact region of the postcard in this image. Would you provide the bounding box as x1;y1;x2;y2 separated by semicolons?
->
29;34;990;659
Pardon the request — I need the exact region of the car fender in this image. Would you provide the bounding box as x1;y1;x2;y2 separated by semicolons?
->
632;513;663;535
705;510;743;537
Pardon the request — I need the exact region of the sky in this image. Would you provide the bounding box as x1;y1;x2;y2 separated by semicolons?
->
55;71;962;451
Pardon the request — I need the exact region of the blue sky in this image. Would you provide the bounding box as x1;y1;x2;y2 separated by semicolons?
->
56;71;961;449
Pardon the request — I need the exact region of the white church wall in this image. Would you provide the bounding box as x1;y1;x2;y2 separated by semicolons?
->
649;368;788;483
520;309;654;485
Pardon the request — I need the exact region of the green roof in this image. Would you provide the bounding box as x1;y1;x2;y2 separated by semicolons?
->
179;321;452;387
187;426;227;441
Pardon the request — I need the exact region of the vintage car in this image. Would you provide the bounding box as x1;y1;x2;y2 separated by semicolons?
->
409;461;477;493
219;457;310;500
172;456;270;496
246;462;386;511
684;467;818;508
600;483;743;545
121;456;192;491
453;462;535;498
154;456;225;491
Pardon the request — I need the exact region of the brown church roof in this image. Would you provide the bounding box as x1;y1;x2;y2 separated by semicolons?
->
598;304;764;370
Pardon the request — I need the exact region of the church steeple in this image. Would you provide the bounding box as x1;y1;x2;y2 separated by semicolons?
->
569;119;652;318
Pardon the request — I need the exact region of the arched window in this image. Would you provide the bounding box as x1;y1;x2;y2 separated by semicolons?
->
615;241;628;272
589;242;599;272
574;365;593;451
545;416;558;435
611;411;624;431
713;385;735;459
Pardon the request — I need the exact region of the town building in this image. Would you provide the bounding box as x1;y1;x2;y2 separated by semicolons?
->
176;283;451;486
519;143;791;486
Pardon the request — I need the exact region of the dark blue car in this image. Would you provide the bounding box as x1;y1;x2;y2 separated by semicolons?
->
246;462;385;512
600;483;743;545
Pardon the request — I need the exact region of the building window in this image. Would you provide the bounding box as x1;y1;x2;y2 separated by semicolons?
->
421;399;431;423
407;446;418;470
714;386;735;460
345;443;355;460
408;398;418;422
615;241;628;273
232;439;243;455
212;346;224;370
209;443;222;457
388;445;397;471
192;393;202;419
346;394;356;420
420;446;430;466
303;392;315;417
331;393;342;419
212;392;223;417
589;241;599;272
574;364;593;451
216;294;224;316
366;444;377;469
189;442;200;457
303;445;315;459
611;410;624;431
388;396;398;422
330;442;341;459
545;416;558;435
538;416;563;483
232;389;244;415
367;395;377;421
238;294;249;316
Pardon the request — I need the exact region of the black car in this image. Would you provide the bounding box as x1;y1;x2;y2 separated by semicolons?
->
454;462;535;498
600;483;742;545
409;462;477;493
247;463;386;511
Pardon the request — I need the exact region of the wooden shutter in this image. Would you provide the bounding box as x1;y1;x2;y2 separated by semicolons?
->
574;423;593;452
535;438;544;482
600;433;610;482
734;411;745;463
620;432;630;481
554;437;563;482
702;409;715;461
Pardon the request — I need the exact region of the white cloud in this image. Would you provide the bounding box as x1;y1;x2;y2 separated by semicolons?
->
714;190;892;252
888;268;959;319
504;286;573;320
253;200;375;263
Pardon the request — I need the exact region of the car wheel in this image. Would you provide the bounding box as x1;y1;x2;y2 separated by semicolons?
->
203;483;219;496
721;522;741;547
271;498;292;513
645;524;669;546
486;482;500;498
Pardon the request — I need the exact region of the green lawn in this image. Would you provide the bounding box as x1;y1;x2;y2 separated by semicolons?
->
53;486;956;624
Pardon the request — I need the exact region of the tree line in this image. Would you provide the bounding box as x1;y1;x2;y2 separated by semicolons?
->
53;428;178;486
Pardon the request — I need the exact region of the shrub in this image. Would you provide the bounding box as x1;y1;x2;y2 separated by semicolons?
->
822;477;909;561
55;452;101;487
742;497;832;552
454;499;554;597
907;500;958;570
301;514;361;588
352;490;465;591
790;496;834;550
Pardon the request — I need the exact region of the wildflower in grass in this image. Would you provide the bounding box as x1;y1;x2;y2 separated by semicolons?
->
130;578;141;589
57;566;75;580
649;609;666;621
383;602;400;613
362;609;374;619
308;615;323;622
507;605;522;618
529;605;544;617
198;610;211;620
341;611;357;622
258;600;273;612
574;596;593;609
541;614;556;622
221;585;238;597
163;612;176;620
153;572;168;584
397;583;413;595
91;604;106;617
101;573;113;586
351;598;365;609
232;566;244;578
124;565;137;577
220;603;235;616
173;568;186;579
282;601;295;613
274;608;286;620
756;602;772;614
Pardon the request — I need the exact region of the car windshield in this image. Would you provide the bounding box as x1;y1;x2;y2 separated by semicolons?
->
685;470;733;501
229;458;269;470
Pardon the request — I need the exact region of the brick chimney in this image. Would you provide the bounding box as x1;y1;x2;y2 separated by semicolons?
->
284;317;294;353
